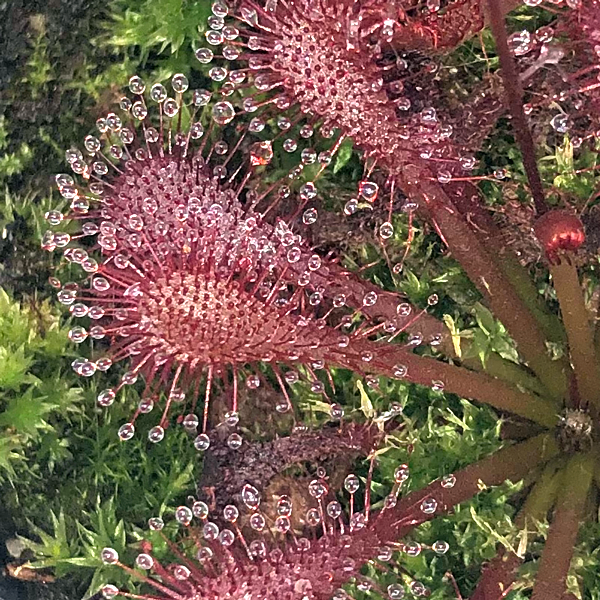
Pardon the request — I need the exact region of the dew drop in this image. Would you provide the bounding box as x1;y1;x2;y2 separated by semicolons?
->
283;138;297;152
174;507;193;528
379;221;394;239
138;398;154;414
299;182;317;201
102;584;119;599
97;389;116;407
431;379;445;392
330;403;344;420
203;522;220;541
194;434;210;451
327;501;342;519
393;364;408;378
359;180;379;202
420;498;438;514
148;426;165;443
101;548;119;565
308;479;327;499
149;83;167;103
433;540;449;554
303;207;318;224
550;113;569;133
404;541;422;557
344;474;359;493
135;553;154;570
148;516;164;531
508;30;533;56
249;140;273;166
305;508;321;526
212;101;235;125
363;291;378;306
227;433;243;449
410;581;427;596
394;464;409;483
118;423;135;441
191;501;208;520
441;473;456;488
378;546;393;561
242;484;261;510
344;199;358;215
129;75;146;95
246;374;260;389
223;505;239;522
250;513;266;531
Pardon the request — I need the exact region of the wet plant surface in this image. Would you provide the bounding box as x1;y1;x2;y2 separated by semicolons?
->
1;0;600;599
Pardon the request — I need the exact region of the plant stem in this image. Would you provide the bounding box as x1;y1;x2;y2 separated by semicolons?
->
550;260;600;410
530;453;594;600
379;432;559;540
518;458;563;528
460;349;550;398
323;264;447;343
470;548;521;600
485;0;548;215
324;262;552;396
334;339;559;427
469;458;563;600
399;172;568;400
449;181;566;345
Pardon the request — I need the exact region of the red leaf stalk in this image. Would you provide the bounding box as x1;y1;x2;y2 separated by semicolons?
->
469;458;563;600
485;0;548;216
397;171;568;401
375;432;559;541
531;453;594;600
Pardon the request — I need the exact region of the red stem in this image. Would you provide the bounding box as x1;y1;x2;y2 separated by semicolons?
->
377;432;559;540
448;180;566;346
530;454;594;600
485;0;548;215
470;548;522;600
334;338;559;427
469;458;563;600
399;172;567;400
322;264;447;343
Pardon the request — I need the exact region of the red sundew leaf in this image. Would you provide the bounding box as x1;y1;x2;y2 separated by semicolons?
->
46;74;440;443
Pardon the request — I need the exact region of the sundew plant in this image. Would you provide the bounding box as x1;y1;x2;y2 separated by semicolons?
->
1;0;600;599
